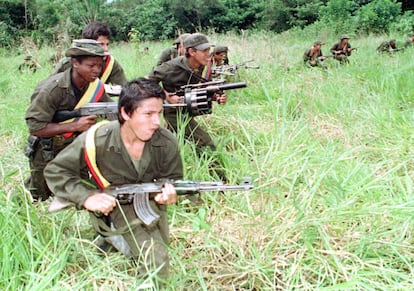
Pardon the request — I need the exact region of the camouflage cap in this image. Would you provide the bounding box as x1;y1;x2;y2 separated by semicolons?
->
213;46;229;54
183;33;214;50
314;40;323;45
390;39;396;43
65;39;108;57
173;33;191;45
341;34;350;40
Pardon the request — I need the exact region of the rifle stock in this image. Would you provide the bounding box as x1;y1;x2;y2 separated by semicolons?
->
49;178;254;227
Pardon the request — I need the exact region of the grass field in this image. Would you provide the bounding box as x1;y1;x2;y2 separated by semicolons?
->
1;30;414;290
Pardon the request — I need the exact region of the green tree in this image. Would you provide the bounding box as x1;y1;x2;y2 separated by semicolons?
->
318;0;359;34
257;0;326;33
355;0;402;34
129;0;177;41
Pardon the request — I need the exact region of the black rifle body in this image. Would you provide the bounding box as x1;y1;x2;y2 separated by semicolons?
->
53;81;247;122
49;179;254;227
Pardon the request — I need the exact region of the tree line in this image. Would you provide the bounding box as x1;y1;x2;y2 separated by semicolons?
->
1;0;414;48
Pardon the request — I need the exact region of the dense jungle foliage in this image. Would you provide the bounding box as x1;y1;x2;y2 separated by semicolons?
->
1;0;414;48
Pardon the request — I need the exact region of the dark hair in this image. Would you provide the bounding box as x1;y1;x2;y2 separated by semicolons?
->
118;78;166;124
82;22;111;40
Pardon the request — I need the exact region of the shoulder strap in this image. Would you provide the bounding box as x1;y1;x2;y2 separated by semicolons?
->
84;120;111;189
100;55;115;83
60;78;106;138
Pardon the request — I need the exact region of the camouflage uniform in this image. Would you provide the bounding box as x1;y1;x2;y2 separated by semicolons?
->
25;40;111;201
156;34;190;66
376;40;399;54
156;47;178;66
330;35;353;64
148;56;216;152
303;45;324;67
44;121;183;278
25;69;111;200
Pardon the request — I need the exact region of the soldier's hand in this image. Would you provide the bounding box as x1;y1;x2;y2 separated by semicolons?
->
83;193;117;216
154;183;177;205
76;115;97;132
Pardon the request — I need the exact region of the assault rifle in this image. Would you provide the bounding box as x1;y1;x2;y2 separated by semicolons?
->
212;59;260;76
53;81;247;121
49;178;254;227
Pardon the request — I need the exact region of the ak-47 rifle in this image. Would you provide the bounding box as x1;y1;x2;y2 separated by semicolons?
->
52;81;247;121
212;59;260;76
49;178;254;227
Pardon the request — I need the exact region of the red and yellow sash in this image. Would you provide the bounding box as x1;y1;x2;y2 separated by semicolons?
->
202;58;213;80
84;120;110;189
60;78;105;138
100;55;114;83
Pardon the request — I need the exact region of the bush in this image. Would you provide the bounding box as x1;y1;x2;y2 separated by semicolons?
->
390;11;414;35
355;0;402;34
318;0;359;34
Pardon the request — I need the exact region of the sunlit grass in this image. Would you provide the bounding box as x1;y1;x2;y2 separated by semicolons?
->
1;30;414;289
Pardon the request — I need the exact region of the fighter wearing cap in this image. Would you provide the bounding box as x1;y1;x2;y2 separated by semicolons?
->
148;33;228;181
377;39;401;54
156;33;191;66
303;40;328;67
330;34;354;64
52;22;127;89
24;39;112;201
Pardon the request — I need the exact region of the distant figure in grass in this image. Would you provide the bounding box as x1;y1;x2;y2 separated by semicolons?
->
330;34;355;64
303;40;328;67
403;33;414;49
52;21;127;88
24;40;112;201
203;45;230;79
156;33;190;66
44;78;183;282
377;39;402;54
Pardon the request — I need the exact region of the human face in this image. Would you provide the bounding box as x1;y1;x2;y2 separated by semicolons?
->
72;56;103;83
214;52;227;63
190;47;211;66
96;35;110;52
121;97;163;142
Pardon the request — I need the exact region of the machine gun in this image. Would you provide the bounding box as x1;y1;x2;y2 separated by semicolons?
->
53;81;247;121
49;178;254;227
167;80;246;115
212;60;260;76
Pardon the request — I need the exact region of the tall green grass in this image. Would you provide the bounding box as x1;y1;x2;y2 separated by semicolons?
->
1;30;414;290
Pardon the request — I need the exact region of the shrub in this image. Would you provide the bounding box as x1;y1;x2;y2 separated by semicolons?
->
355;0;402;34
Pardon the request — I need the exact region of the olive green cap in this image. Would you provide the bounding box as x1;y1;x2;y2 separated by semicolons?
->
213;46;229;54
183;33;214;50
65;39;108;57
341;34;350;40
173;33;191;45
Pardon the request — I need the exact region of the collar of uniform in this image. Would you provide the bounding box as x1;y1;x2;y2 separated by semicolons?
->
56;68;73;89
